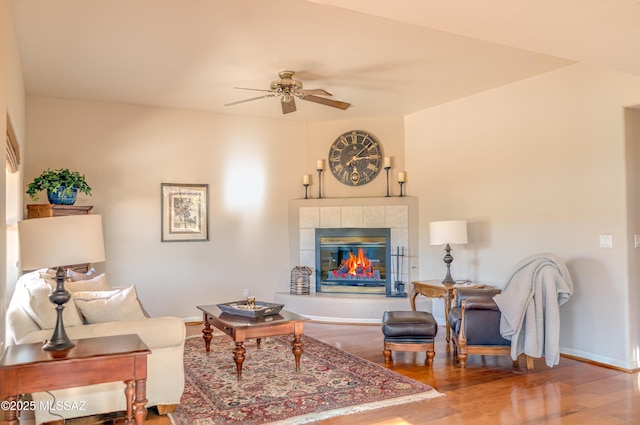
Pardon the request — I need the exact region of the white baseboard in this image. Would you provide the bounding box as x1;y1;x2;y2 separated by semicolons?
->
183;316;203;323
561;347;637;371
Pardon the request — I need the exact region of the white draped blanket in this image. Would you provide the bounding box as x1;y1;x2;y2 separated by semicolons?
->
493;253;573;367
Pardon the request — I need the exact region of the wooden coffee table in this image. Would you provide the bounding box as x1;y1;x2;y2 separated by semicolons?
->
0;334;150;425
197;304;309;380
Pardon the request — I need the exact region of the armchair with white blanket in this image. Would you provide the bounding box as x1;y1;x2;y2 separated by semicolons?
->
493;253;574;368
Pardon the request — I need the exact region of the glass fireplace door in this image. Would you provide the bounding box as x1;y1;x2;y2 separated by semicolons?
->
315;228;391;295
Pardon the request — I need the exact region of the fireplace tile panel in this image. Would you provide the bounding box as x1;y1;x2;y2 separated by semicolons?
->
391;228;409;250
341;206;363;227
385;205;409;228
300;228;316;250
363;206;386;227
299;250;317;286
300;207;319;228
320;207;341;228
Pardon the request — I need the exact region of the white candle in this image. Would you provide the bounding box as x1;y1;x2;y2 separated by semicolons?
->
303;174;310;185
316;159;324;171
398;171;406;183
384;156;391;168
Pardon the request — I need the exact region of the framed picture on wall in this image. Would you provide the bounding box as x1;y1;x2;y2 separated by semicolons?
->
161;183;209;242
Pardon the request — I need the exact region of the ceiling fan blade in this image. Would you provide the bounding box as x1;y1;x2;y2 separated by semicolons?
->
234;87;273;93
224;93;277;106
281;98;297;114
302;95;351;110
300;88;332;96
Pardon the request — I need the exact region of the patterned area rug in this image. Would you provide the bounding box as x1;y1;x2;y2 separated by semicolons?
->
169;334;443;425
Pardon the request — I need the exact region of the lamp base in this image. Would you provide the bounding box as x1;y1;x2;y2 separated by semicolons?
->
441;243;456;285
43;336;75;352
43;267;76;352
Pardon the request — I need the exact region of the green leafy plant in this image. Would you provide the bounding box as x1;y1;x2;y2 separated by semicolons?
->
26;168;92;201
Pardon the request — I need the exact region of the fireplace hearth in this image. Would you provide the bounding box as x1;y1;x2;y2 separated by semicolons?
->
316;228;401;296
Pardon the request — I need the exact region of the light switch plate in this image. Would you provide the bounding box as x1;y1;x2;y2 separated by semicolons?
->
635;234;640;248
599;234;613;248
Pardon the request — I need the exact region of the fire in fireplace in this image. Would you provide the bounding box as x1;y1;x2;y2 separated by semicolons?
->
330;248;380;280
315;228;392;296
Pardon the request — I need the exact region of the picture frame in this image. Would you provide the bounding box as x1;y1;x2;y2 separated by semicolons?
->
161;183;209;242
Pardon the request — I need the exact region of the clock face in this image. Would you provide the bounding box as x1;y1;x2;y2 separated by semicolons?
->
328;130;382;186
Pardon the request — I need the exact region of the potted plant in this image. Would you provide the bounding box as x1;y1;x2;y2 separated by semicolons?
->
26;168;92;205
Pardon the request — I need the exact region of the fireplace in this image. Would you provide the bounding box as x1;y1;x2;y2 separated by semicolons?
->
315;228;396;296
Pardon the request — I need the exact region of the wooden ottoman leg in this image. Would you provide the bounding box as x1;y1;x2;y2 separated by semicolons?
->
425;343;435;366
383;343;392;365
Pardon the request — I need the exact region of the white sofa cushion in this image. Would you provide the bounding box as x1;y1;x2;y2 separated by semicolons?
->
64;273;112;293
24;280;84;329
72;286;146;323
6;282;41;344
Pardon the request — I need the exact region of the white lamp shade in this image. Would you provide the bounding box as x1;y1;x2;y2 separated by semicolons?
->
429;220;468;245
18;215;106;270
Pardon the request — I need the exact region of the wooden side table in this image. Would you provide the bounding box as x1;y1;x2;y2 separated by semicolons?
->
0;334;150;425
410;280;492;343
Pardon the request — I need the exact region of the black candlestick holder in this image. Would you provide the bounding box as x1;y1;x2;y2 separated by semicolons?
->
303;184;309;199
317;169;323;199
398;181;404;197
384;166;391;197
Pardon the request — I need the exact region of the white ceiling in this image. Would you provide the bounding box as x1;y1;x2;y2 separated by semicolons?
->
10;0;640;121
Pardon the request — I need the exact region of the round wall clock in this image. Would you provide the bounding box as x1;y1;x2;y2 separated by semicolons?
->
328;130;382;186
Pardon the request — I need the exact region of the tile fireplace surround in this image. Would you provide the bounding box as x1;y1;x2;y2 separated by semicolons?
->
277;197;431;323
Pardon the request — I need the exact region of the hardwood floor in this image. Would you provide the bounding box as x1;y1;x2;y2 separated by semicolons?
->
26;322;640;425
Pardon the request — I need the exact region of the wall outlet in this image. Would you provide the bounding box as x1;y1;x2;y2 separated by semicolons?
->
243;288;250;297
599;234;613;249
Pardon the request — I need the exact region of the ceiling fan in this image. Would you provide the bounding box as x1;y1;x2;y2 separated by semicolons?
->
224;70;351;114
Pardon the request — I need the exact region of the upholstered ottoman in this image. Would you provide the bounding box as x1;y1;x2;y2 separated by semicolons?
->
382;310;438;366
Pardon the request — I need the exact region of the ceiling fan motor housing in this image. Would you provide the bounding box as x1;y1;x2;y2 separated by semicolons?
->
271;71;303;102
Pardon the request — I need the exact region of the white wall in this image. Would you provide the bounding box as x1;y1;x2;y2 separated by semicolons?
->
23;98;306;320
406;63;640;369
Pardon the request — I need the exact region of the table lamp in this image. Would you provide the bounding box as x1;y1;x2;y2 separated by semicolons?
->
18;214;106;351
429;220;468;284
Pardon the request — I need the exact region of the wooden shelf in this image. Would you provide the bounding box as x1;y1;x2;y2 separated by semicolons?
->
27;204;93;219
